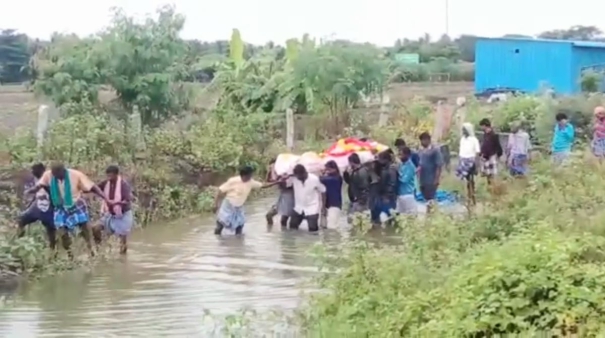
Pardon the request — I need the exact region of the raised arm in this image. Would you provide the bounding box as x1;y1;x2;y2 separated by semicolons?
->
79;172;109;203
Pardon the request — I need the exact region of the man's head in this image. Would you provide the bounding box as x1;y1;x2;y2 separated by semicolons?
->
50;162;66;180
293;164;308;180
394;138;406;150
239;166;255;182
419;132;431;148
462;122;474;137
348;153;361;169
400;146;412;162
556;112;568;126
31;163;46;179
324;160;340;175
479;118;492;132
105;165;120;182
377;150;392;165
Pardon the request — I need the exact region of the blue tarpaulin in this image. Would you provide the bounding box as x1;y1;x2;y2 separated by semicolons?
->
414;190;458;204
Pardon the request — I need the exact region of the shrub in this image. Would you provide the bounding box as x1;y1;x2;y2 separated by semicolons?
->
298;154;605;337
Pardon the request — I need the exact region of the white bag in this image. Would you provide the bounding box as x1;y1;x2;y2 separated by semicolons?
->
274;153;300;176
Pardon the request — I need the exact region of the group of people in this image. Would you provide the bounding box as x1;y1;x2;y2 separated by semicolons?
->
18;107;602;244
213;133;449;235
455;106;605;204
215;106;605;235
18;162;133;256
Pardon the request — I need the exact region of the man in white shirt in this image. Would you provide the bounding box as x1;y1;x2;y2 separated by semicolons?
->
288;164;326;232
456;122;481;206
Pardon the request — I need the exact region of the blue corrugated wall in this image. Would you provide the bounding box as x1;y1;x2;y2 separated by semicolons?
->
475;38;574;94
571;46;605;92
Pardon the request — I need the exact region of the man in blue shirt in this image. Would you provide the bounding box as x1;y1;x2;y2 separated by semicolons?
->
394;138;419;167
397;146;417;214
551;112;575;166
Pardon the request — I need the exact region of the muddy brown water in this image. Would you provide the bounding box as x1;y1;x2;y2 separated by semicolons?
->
0;196;404;337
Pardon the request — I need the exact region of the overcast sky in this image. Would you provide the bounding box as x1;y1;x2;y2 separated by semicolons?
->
2;0;603;46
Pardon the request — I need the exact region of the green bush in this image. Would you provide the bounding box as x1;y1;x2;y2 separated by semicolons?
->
391;59;474;82
298;155;605;336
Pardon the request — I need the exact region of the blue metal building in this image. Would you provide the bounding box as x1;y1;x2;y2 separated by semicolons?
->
475;37;605;94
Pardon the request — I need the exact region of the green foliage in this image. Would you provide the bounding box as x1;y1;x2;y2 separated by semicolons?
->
210;31;390;123
580;70;603;93
298;157;605;336
99;6;191;126
465;94;605;145
32;35;103;105
0;29;30;84
33;6;191;126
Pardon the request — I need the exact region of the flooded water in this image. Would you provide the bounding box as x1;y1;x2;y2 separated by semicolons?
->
0;197;356;337
0;195;464;337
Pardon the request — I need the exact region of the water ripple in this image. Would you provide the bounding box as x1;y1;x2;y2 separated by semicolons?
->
0;197;348;337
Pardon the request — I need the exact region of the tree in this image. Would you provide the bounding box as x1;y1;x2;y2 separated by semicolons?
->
0;29;30;84
538;25;603;41
97;6;191;126
33;6;192;127
32;34;103;105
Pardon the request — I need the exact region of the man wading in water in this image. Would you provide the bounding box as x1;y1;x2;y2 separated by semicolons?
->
213;166;282;236
93;165;134;254
288;164;326;232
17;163;56;249
26;162;111;257
265;158;294;230
343;153;371;221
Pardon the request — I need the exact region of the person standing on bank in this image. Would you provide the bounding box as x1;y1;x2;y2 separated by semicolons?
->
213;166;282;236
479;118;503;185
551;112;574;166
456;123;481;205
17;163;55;249
592;106;605;160
417;132;444;213
288;164;326;232
25;162;110;257
506;121;532;177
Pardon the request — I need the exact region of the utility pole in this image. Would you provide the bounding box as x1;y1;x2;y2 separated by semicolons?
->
445;0;450;36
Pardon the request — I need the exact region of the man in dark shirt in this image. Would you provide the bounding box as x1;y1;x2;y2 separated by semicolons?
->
479;118;503;186
17;163;55;248
343;153;371;220
418;132;444;213
370;151;398;225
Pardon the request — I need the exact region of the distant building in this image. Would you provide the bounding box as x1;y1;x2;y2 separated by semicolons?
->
475;37;605;94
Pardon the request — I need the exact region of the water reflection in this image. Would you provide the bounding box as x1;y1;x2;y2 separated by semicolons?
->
0;196;451;336
0;197;330;336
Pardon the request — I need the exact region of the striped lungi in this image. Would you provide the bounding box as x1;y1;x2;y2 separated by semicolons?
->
53;199;89;231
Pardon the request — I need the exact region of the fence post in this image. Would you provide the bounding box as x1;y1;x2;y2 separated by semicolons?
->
36;105;49;157
286;108;294;152
377;94;390;127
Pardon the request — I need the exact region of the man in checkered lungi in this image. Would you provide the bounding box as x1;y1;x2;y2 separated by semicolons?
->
479;118;503;186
